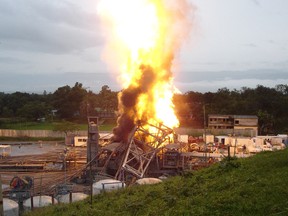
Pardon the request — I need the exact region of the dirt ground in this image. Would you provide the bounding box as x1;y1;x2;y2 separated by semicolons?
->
0;142;89;196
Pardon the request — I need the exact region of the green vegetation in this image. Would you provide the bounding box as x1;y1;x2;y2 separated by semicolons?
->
0;121;87;131
98;124;116;131
0;121;115;131
1;121;59;130
0;83;118;123
1;84;288;133
25;149;288;216
174;84;288;134
0;136;63;142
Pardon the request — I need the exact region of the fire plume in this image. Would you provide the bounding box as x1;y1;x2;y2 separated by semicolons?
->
98;0;192;142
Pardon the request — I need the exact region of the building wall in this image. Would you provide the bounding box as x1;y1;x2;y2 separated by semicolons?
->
208;115;258;136
234;117;258;127
208;115;234;129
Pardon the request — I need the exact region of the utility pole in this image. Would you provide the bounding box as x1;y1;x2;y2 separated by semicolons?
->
203;105;207;165
85;87;90;117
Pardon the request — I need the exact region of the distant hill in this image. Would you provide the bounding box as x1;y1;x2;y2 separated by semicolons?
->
25;149;288;216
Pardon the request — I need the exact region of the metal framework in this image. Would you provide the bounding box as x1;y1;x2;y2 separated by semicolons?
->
116;121;174;180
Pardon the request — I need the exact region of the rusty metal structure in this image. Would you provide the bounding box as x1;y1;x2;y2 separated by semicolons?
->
115;121;174;181
82;119;182;183
81;118;215;184
87;116;99;164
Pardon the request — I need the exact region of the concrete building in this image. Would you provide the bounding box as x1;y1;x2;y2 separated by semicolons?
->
208;114;258;136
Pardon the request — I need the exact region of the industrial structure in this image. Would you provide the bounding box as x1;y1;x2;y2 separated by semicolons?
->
208;114;258;136
84;119;185;183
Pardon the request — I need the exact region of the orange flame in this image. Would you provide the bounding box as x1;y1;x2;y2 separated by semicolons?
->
98;0;192;135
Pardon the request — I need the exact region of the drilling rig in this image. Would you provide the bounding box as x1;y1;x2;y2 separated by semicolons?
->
85;119;183;184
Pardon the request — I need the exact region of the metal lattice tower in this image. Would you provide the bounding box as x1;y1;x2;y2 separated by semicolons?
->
116;121;174;180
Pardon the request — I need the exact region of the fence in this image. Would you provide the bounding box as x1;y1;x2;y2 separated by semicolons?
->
0;130;87;138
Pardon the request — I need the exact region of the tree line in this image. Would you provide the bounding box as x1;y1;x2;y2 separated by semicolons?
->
0;83;118;124
0;83;287;134
174;84;288;134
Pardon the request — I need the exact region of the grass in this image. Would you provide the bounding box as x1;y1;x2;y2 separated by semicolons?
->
24;149;288;216
1;121;57;130
0;121;116;131
0;136;64;142
0;121;116;141
98;124;116;131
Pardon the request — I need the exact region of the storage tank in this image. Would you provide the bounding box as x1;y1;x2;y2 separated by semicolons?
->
3;198;19;216
93;179;125;195
57;193;88;203
135;178;162;185
23;195;58;210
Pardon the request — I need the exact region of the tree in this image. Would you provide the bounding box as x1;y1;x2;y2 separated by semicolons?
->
53;121;80;136
94;85;118;112
17;102;50;121
257;110;275;135
275;84;288;95
79;90;98;117
52;82;87;119
5;92;32;116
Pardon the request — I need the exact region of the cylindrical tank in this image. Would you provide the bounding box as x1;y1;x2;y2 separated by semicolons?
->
57;193;88;203
3;198;19;216
23;195;58;210
93;179;125;195
135;178;162;185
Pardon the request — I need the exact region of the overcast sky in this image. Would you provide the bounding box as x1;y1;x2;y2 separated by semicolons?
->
0;0;287;93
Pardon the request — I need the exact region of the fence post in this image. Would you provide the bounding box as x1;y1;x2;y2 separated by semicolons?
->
31;195;34;210
69;192;72;203
0;175;3;216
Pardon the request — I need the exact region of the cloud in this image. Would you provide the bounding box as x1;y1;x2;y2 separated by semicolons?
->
0;57;28;64
251;0;260;6
0;0;103;54
0;72;120;93
176;69;288;82
174;69;288;92
1;69;287;94
242;43;258;48
0;0;287;95
175;78;288;93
